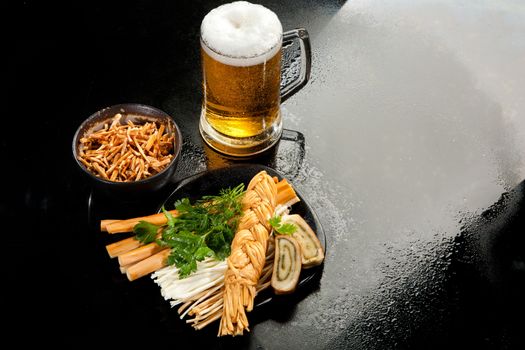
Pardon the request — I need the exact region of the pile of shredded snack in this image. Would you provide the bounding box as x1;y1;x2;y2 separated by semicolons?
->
101;171;324;336
78;113;174;182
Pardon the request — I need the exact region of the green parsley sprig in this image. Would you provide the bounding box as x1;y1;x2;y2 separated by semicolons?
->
269;215;297;235
133;184;245;278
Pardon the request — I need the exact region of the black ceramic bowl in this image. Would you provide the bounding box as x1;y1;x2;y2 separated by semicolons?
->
72;103;182;196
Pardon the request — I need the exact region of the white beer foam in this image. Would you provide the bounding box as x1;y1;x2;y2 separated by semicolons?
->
201;1;283;66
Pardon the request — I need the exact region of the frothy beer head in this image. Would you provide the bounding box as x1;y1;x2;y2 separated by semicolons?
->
201;1;283;66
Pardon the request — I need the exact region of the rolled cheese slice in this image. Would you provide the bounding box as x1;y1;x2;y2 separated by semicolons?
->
282;214;324;268
271;235;302;294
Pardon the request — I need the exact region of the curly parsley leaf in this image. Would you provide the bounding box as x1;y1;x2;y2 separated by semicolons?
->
174;198;193;214
195;246;214;260
269;216;297;235
134;221;160;243
206;230;231;260
162;206;176;228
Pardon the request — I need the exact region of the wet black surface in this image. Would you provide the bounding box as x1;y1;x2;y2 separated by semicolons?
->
7;0;525;348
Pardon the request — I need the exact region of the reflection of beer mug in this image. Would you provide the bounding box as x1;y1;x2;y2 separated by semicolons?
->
199;1;311;157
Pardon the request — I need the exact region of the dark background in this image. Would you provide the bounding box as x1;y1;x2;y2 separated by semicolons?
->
7;0;525;348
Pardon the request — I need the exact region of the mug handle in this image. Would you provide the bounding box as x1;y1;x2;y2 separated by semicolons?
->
281;28;312;103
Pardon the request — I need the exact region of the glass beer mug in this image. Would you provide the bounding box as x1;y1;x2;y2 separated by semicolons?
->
199;1;311;157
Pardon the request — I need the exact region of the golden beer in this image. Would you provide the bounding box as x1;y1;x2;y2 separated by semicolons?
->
199;2;311;156
201;44;282;139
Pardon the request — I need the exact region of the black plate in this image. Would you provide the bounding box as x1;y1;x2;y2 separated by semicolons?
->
158;163;326;307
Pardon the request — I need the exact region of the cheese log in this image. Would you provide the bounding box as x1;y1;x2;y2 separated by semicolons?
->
282;214;324;268
271;235;302;294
